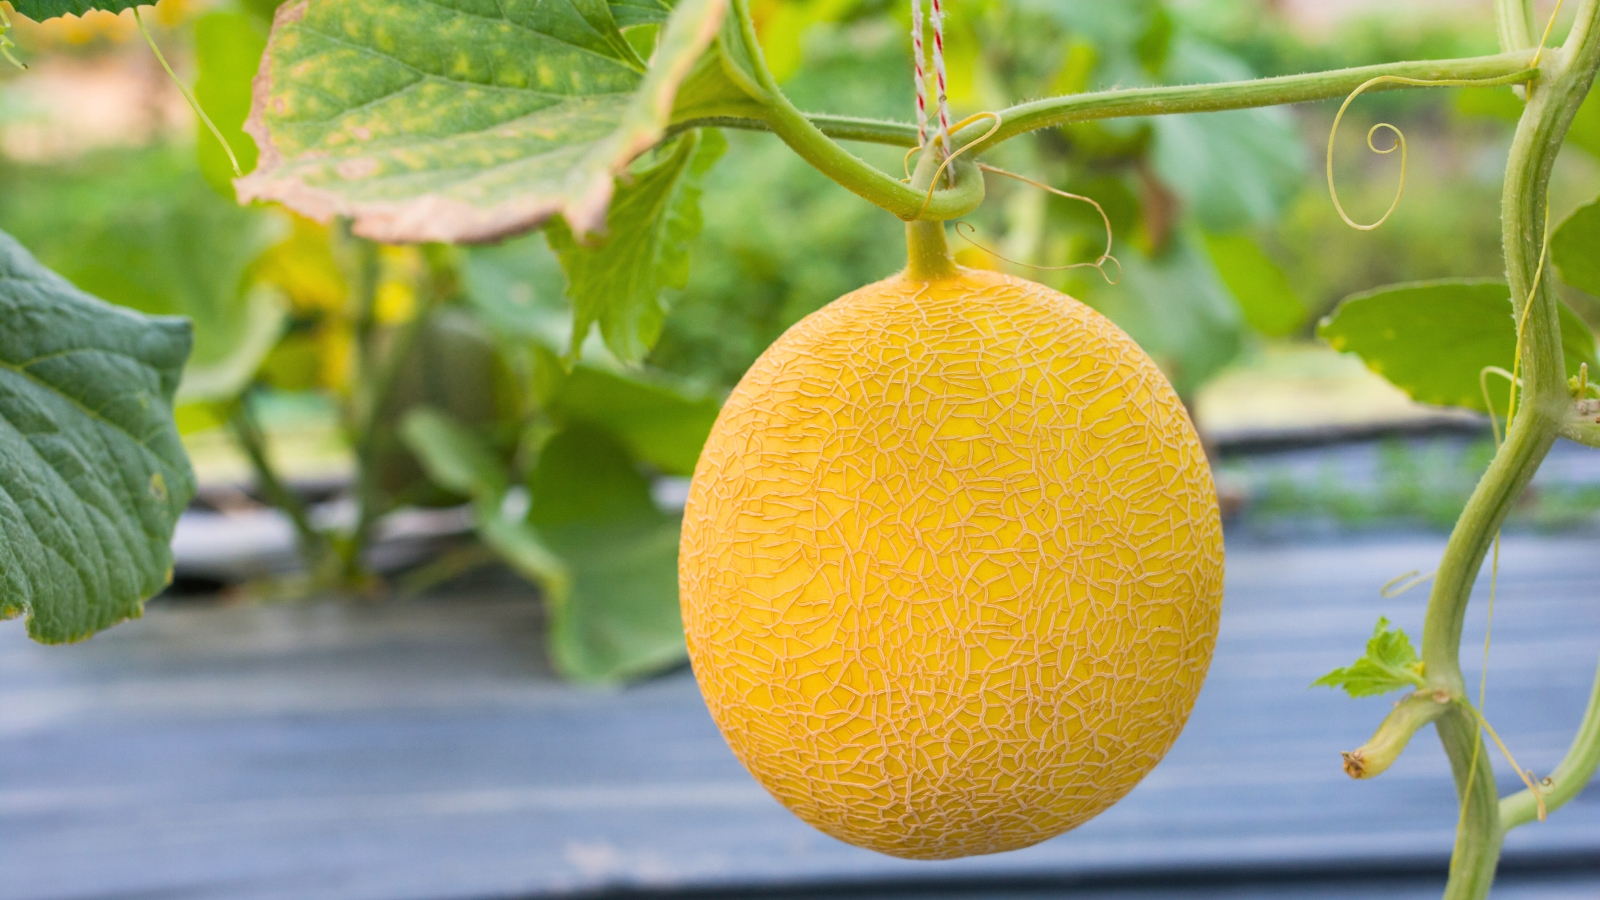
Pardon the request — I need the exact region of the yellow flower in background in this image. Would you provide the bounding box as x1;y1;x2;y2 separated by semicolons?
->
373;245;421;325
254;214;346;318
250;214;430;394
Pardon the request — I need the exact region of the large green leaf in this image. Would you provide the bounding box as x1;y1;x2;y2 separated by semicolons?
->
547;365;719;475
1318;279;1600;414
400;407;507;499
236;0;728;243
10;0;137;20
1553;197;1600;297
1085;227;1243;398
0;230;195;643
1564;86;1600;161
195;11;269;195
1151;40;1307;232
1203;230;1306;338
402;407;571;595
548;129;724;362
529;425;683;681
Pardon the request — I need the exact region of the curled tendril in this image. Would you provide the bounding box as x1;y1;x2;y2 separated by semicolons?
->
905;111;1002;219
949;163;1121;285
903;111;1004;181
134;9;241;178
1379;569;1435;599
0;5;26;71
1326;78;1414;231
1463;701;1548;822
1327;71;1536;232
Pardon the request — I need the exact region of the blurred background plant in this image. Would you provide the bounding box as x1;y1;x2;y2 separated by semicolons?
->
1;0;1597;679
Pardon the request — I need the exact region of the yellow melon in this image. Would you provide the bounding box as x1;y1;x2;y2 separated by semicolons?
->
679;266;1224;860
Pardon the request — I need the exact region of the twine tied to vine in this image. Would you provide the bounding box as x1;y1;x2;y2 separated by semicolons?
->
909;0;951;156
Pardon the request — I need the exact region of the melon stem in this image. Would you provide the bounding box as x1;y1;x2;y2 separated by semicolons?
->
904;149;959;281
905;220;957;281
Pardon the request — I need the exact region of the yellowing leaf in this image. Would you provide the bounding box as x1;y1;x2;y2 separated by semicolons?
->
236;0;728;243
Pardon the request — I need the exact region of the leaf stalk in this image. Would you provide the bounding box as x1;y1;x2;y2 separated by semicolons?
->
1343;692;1449;780
717;0;982;220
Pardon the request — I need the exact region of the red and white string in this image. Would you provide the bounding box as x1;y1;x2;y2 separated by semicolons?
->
928;0;951;154
909;0;928;148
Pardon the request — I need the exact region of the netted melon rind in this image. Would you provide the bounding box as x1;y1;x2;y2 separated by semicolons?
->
680;268;1224;860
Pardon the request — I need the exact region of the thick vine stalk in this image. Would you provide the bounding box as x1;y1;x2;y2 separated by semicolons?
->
1419;2;1600;897
1496;0;1600;840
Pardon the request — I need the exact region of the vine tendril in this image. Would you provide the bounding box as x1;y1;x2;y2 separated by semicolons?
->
947;163;1121;285
1480;366;1517;445
135;8;242;178
1507;206;1554;425
908;111;1001;220
1464;700;1549;821
1327;72;1538;232
1530;0;1567;73
1379;569;1435;598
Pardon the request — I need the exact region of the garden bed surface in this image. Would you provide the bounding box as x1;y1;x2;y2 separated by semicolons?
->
3;535;1600;899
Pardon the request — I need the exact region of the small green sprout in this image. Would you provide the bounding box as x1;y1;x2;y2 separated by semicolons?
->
1313;617;1427;698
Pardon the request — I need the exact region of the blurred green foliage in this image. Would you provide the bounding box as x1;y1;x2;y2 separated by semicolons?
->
656;0;1313;397
5;0;1599;672
1226;438;1600;535
0;147;288;402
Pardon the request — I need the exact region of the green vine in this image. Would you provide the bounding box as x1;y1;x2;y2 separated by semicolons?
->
680;4;1541;226
1424;1;1600;895
679;51;1541;221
